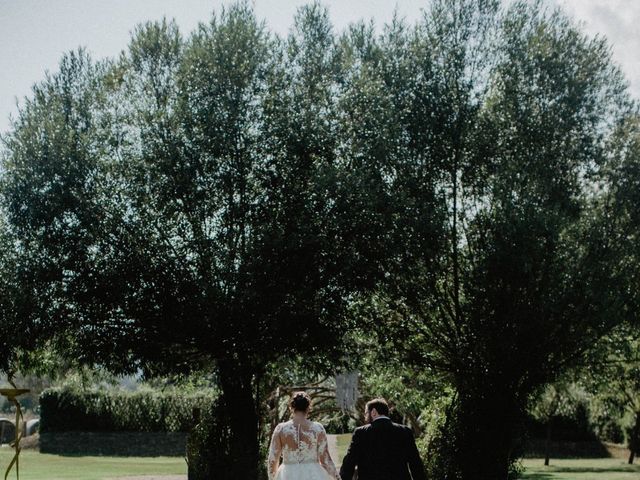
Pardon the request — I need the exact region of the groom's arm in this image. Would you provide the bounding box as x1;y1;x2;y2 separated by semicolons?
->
405;427;427;480
339;428;361;480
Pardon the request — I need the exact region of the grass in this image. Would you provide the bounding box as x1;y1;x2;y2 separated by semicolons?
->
0;448;186;480
2;440;639;479
521;458;640;480
334;433;352;463
333;433;640;479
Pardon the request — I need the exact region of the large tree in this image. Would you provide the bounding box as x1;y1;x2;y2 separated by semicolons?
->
1;4;387;477
342;1;633;478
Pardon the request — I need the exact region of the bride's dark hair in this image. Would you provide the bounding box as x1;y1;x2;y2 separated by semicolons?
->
290;391;311;412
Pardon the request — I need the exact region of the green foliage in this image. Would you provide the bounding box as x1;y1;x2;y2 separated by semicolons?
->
580;324;640;460
418;388;457;450
186;400;270;480
529;404;598;443
342;0;633;476
322;412;357;435
414;390;462;478
530;382;588;423
0;213;43;374
39;386;216;433
185;402;229;480
352;328;450;433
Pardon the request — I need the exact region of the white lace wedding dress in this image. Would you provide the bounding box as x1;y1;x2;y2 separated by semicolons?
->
267;419;340;480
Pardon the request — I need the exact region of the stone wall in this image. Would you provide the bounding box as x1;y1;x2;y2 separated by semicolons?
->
39;431;189;457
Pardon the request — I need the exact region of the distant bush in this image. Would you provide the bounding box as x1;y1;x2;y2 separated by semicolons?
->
321;412;357;435
600;420;625;444
40;387;217;433
526;404;598;443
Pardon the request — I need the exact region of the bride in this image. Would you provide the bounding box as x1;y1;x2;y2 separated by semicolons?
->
267;391;340;480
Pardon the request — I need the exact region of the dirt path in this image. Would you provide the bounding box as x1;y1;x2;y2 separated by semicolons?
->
328;433;340;466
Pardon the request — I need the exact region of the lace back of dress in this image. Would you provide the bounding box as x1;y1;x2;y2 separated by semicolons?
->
267;420;340;480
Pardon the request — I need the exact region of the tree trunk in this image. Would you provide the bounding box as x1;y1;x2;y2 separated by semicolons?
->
544;420;552;466
628;411;640;465
451;394;522;480
216;361;261;480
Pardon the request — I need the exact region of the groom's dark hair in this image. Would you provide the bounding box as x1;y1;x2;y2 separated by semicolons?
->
366;398;390;416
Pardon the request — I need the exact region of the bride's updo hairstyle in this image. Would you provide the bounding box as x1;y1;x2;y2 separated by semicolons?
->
290;391;311;412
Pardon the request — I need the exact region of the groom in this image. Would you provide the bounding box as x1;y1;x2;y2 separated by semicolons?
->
340;398;427;480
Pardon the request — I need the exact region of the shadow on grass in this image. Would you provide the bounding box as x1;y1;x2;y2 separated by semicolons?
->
541;467;637;473
522;464;640;479
524;439;612;459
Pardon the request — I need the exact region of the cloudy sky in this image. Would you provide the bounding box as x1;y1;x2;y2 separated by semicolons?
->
552;0;640;95
1;0;638;135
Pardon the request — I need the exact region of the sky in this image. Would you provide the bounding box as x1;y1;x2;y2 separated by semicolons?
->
1;0;639;135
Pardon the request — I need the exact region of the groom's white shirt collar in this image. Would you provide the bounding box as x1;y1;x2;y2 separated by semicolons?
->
372;415;390;422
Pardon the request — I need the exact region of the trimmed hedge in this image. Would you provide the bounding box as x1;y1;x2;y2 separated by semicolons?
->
40;387;217;433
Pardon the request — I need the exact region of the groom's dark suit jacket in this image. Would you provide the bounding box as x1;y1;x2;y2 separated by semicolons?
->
339;417;427;480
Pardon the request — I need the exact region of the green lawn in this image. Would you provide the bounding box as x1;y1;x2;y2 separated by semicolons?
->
0;449;186;480
521;459;640;480
333;434;640;479
335;433;352;462
2;444;639;480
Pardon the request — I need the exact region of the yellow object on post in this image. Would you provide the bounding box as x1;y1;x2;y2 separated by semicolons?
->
0;386;29;480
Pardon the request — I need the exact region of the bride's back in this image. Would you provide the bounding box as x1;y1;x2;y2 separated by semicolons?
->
267;392;339;479
273;419;326;463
